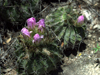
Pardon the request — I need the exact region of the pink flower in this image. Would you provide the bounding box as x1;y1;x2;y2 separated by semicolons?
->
77;15;84;24
21;28;31;38
32;33;44;43
27;17;36;29
37;19;45;31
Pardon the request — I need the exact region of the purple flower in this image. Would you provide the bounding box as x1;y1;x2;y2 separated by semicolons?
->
32;33;44;43
77;15;84;24
21;28;31;38
27;17;36;29
37;19;45;31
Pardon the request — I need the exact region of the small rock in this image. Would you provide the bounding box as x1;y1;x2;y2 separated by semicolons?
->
92;41;95;44
4;68;18;75
91;51;94;54
3;68;12;72
93;36;96;39
88;55;91;58
88;34;92;38
81;9;93;22
90;18;98;26
73;9;76;11
93;24;100;29
93;45;96;48
88;44;90;47
98;37;100;41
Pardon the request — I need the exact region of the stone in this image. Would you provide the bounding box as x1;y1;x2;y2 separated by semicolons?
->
93;24;100;29
92;41;95;44
91;51;94;54
98;37;100;41
88;34;92;38
81;9;93;22
92;36;96;39
90;18;98;26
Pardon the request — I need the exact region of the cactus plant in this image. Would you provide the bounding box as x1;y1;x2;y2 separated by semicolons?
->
15;17;62;75
45;6;86;49
0;0;40;29
14;5;86;75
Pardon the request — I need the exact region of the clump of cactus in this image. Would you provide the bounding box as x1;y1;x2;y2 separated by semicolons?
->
45;6;86;49
15;17;62;75
15;5;86;74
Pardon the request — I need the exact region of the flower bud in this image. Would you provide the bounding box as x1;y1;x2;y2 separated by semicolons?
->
21;28;31;38
27;17;36;29
74;15;84;27
77;15;84;24
32;33;44;43
37;19;45;32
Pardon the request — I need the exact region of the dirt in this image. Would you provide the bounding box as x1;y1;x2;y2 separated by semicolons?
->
1;0;100;75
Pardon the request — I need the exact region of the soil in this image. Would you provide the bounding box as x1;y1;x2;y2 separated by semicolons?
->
1;0;100;75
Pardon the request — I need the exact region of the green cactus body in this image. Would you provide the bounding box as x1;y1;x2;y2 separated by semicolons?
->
15;39;62;75
45;6;86;49
0;0;40;27
15;27;62;75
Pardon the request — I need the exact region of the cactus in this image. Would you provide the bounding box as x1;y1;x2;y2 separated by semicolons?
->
0;0;40;29
45;6;86;49
15;18;62;75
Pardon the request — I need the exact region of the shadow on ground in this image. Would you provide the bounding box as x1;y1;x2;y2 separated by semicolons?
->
63;43;86;57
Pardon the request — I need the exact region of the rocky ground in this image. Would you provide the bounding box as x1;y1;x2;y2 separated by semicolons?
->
1;0;100;75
